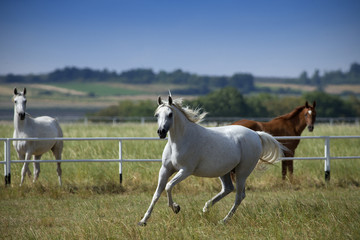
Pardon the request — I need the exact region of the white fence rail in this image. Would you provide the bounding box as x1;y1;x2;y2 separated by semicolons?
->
1;136;360;186
0;116;359;125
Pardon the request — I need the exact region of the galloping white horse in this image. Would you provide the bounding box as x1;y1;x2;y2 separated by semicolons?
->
138;94;285;226
13;88;63;186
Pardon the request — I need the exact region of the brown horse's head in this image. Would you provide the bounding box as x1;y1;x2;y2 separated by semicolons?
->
304;101;316;132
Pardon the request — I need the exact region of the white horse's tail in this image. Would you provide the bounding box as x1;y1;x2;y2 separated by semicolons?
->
257;131;286;164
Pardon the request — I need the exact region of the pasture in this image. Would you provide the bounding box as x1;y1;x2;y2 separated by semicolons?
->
0;123;359;239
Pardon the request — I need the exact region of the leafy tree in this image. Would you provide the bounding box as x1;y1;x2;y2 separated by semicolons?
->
303;91;355;117
246;93;301;118
348;63;360;83
93;100;156;117
228;73;254;92
311;69;323;91
299;71;310;84
119;69;155;84
187;87;249;117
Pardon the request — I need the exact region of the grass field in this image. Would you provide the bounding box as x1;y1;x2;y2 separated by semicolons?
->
0;83;189;109
0;123;359;239
51;83;147;97
255;82;360;95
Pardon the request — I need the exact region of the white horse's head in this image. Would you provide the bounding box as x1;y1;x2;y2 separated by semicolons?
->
13;88;27;120
155;95;173;139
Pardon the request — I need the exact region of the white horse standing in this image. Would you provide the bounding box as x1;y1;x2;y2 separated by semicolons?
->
138;94;285;226
12;88;64;186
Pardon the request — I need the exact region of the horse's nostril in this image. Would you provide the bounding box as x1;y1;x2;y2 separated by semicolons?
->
157;128;167;138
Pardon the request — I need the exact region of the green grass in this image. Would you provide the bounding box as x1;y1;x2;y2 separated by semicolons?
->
0;123;359;239
51;82;146;96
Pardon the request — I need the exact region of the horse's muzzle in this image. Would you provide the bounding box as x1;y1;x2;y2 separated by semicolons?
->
157;129;168;139
308;125;314;132
19;112;25;120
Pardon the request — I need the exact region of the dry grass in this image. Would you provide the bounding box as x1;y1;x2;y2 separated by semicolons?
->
325;84;360;94
256;82;360;94
256;82;317;92
0;123;359;239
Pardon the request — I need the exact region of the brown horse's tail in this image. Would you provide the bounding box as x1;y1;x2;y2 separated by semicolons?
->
257;131;286;164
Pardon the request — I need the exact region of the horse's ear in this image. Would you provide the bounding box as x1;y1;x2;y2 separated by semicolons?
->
23;88;26;95
157;96;163;105
168;95;173;105
313;101;316;108
305;101;309;108
14;88;18;95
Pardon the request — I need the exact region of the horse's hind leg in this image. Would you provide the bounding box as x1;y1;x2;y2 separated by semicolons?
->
33;155;41;183
52;142;63;186
203;173;234;213
222;174;247;224
289;160;294;179
281;160;287;180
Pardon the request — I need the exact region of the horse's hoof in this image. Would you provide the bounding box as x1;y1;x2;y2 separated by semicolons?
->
138;221;147;227
173;203;180;214
219;219;226;225
203;202;210;213
219;218;230;225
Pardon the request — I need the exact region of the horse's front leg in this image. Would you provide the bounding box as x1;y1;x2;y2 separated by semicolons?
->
20;152;31;186
282;151;294;181
33;155;42;183
138;166;174;226
165;168;191;214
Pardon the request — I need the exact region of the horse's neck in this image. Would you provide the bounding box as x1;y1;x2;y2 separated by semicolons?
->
168;108;197;143
268;108;307;135
14;113;33;134
288;108;307;135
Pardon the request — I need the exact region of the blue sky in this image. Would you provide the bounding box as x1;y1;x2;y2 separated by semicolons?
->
1;0;359;77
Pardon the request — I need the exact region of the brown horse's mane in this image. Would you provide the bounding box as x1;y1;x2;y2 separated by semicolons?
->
272;105;306;121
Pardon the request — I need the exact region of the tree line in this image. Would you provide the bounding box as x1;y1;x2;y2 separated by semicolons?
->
2;62;359;95
295;62;360;89
1;67;254;94
91;87;360;118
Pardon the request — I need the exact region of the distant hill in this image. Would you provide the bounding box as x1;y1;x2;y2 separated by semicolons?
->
0;67;254;95
1;63;359;95
256;62;360;86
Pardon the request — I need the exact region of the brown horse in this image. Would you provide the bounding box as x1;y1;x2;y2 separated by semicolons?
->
232;101;317;180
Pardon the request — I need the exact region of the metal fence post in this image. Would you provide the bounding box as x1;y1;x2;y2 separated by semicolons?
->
324;137;330;182
119;140;123;184
4;139;11;186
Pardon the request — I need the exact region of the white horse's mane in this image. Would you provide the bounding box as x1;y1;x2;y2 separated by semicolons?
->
155;98;207;124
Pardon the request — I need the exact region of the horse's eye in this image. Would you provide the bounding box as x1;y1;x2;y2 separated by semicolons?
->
14;100;17;103
169;113;173;118
155;114;159;118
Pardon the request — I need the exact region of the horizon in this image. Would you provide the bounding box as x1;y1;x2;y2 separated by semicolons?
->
1;0;359;78
0;62;358;79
